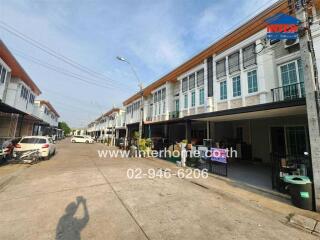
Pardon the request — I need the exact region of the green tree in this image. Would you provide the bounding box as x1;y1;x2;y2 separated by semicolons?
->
58;121;71;135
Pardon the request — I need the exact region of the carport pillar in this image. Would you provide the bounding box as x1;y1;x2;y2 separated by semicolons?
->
17;114;25;137
148;125;151;139
185;120;191;143
164;124;169;139
206;121;210;139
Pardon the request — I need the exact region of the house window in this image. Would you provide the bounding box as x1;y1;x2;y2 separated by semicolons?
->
191;91;195;107
197;69;204;87
153;93;157;103
216;59;226;78
29;94;35;104
199;88;205;105
220;81;227;100
247;70;258;93
161;88;166;100
228;52;240;74
163;101;166;113
297;59;305;96
184;94;188;108
280;60;305;99
0;65;7;84
281;62;297;85
189;73;195;90
232;76;241;97
182;77;188;92
20;86;24;98
175;99;179;111
157;91;161;102
243;43;256;68
20;86;29;100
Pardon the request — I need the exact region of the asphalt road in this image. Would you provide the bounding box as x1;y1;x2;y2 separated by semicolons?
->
0;139;317;239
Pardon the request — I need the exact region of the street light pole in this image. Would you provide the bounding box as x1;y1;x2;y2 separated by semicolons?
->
116;56;143;90
116;56;144;141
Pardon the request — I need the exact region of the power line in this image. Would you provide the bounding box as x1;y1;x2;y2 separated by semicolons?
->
12;48;131;89
12;50;120;90
0;21;133;89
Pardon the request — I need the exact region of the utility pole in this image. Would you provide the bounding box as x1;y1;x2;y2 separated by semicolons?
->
295;0;320;211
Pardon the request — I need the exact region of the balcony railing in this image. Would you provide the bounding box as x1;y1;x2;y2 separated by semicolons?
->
169;111;180;119
271;82;305;102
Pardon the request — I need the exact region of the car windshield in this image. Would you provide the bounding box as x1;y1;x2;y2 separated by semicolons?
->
20;138;46;144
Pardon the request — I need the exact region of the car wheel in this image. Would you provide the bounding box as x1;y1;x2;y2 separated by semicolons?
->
86;140;89;144
72;140;76;143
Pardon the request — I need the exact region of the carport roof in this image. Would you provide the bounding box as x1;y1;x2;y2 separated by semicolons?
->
187;99;306;122
142;100;307;126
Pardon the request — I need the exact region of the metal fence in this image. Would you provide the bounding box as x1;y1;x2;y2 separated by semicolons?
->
271;82;305;102
197;159;228;177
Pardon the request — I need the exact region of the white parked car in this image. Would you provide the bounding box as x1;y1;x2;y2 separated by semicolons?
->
71;135;94;144
13;136;56;160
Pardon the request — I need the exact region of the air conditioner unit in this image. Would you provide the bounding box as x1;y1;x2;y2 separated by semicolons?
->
284;39;299;49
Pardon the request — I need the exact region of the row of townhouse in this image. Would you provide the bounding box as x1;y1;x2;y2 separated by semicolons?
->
86;108;126;145
0;40;61;141
87;1;320;208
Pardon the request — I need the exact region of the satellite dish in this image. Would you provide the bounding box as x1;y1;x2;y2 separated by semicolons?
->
255;42;265;54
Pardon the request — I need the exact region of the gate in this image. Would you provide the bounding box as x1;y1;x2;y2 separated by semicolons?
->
197;159;228;177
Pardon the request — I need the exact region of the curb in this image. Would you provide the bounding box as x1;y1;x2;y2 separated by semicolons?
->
287;214;320;236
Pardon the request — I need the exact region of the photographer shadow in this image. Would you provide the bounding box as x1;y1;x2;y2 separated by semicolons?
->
56;196;89;240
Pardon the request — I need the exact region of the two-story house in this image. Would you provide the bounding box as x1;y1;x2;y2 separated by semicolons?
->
32;100;60;136
86;107;126;145
0;40;42;139
121;0;320;193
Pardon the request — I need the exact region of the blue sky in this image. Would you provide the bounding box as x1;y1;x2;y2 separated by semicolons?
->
0;0;278;128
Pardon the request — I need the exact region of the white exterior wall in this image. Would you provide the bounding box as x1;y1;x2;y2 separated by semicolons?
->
149;84;170;122
177;62;206;117
213;30;268;110
33;101;59;127
3;77;36;115
141;26;310;122
115;110;126;128
124;98;143;125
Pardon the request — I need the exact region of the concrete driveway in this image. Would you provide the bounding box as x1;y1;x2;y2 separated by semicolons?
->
0;139;318;239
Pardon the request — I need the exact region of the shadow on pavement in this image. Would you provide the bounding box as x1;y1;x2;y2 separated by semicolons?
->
56;196;89;240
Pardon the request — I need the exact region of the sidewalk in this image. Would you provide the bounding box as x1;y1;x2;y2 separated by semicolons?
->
142;156;320;235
